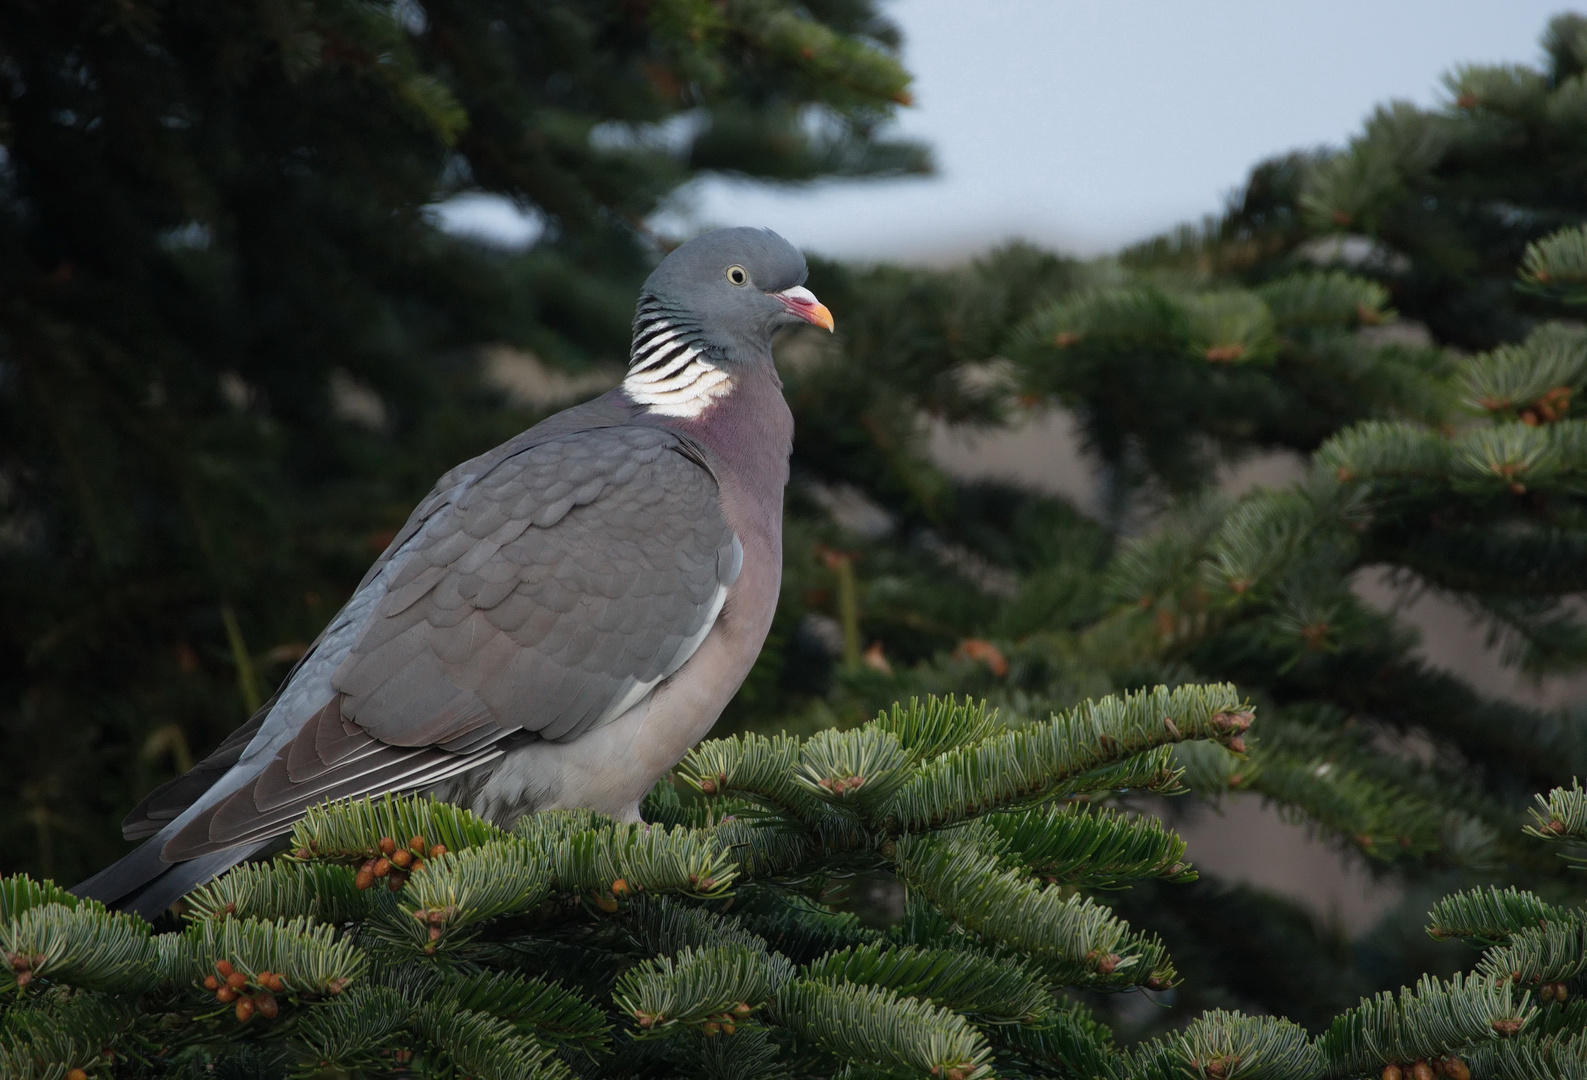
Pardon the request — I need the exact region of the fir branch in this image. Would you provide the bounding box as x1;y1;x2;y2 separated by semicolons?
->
987;1000;1124;1080
443;968;610;1048
773;977;993;1080
0;877;83;923
1477;918;1587;989
0;991;137;1079
183;859;372;925
615;943;782;1032
893;832;1174;991
1316;973;1533;1078
680;732;826;820
874;696;1003;763
288;985;413;1073
382;839;551;955
1527;779;1587;858
881;683;1248;830
802;942;1052;1025
1522;224;1587;303
536;817;739;900
289;792;506;862
986;803;1195;888
161;914;366;999
412;1001;572;1080
1132;1009;1321;1080
795;725;914;814
1468;1031;1587;1080
1426;886;1570;945
1;903;157;994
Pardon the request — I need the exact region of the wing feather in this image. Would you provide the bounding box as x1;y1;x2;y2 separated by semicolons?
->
157;425;737;859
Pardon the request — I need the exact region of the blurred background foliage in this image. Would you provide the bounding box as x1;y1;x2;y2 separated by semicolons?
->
10;0;1587;1045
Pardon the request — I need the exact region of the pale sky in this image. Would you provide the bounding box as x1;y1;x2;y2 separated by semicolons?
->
437;1;1575;261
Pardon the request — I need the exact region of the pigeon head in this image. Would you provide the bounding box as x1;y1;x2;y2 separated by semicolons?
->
624;227;833;417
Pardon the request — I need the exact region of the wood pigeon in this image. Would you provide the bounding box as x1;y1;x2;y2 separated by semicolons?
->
73;227;833;918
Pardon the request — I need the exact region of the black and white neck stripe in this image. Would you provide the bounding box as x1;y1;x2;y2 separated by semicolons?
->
623;299;733;418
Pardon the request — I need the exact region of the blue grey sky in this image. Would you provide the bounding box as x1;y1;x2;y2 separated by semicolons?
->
680;0;1573;260
436;2;1574;261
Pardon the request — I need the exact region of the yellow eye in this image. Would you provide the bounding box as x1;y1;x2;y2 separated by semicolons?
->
726;265;748;286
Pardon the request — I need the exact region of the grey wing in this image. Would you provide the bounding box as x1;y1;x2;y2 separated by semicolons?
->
162;426;738;859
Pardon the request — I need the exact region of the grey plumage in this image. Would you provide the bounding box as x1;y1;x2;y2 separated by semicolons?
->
73;227;830;918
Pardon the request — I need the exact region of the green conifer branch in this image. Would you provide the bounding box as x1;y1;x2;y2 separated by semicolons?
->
801;942;1052;1025
289;792;506;861
893;832;1174;991
1;903;156;994
442;968;610;1048
986;1000;1125;1080
1528;780;1587;855
772;978;993;1080
1467;1032;1587;1080
0;992;137;1080
881;684;1248;830
1316;973;1533;1078
288;985;414;1073
875;696;1003;763
380;840;551;955
0;876;83;923
615;943;783;1032
162;914;366;999
1427;886;1571;945
183;860;372;925
1477;920;1587;990
535;817;739;899
1131;1009;1321;1080
411;1001;571;1080
986;803;1196;888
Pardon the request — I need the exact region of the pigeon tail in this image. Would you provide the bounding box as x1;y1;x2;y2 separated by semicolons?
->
70;834;270;920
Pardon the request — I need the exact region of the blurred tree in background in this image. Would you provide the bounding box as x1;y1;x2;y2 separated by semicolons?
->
0;0;922;883
15;0;1587;1072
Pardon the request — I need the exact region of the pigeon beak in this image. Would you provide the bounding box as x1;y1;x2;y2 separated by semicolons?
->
775;286;835;332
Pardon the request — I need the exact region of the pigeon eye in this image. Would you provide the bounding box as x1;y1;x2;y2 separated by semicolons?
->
726;265;748;286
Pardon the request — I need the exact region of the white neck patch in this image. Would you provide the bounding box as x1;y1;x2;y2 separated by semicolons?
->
623;318;734;418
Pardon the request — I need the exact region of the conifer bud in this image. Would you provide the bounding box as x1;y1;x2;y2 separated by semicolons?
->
266;973;285;992
203;975;219;990
409;836;427;855
235;997;255;1022
355;862;376;890
429;844;446;858
428;925;443;942
66;1070;87;1080
215;960;234;978
721;1021;736;1035
1491;1018;1523;1037
1226;736;1247;754
1410;1060;1433;1080
391;849;412;869
216;986;237;1003
372;857;391;878
225;972;247;990
611;878;630;898
1440;1056;1470;1080
702;1021;720;1036
595;894;619;913
256;992;279;1019
732;1002;752;1018
378;837;396;856
387;871;408;891
1381;1066;1402;1080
